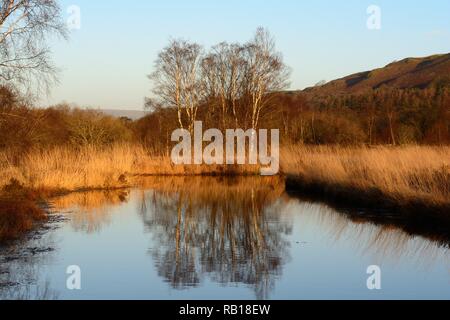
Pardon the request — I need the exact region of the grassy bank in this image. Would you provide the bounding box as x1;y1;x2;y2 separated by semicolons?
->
0;180;50;242
1;144;449;204
281;145;450;216
0;145;261;192
0;198;46;242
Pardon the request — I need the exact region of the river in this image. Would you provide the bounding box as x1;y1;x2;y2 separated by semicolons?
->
0;176;449;300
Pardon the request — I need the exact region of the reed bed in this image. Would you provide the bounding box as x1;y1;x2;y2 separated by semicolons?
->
0;145;261;192
281;145;450;211
1;144;449;205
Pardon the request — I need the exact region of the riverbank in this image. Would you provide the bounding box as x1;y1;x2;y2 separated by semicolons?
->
0;145;261;192
0;180;50;242
281;145;450;218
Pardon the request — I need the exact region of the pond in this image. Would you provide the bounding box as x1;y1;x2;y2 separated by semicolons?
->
0;177;449;300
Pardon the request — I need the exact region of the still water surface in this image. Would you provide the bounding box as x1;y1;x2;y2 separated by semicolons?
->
0;177;449;300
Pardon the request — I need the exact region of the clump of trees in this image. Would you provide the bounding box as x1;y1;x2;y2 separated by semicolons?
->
0;91;134;152
147;28;291;132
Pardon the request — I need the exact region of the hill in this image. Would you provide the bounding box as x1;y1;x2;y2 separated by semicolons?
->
303;53;450;96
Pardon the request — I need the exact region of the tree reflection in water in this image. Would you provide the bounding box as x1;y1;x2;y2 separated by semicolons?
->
138;177;292;300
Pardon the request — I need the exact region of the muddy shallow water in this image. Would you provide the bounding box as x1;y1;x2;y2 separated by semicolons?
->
0;177;449;300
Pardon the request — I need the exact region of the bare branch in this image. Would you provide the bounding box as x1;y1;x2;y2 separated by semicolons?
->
0;0;67;97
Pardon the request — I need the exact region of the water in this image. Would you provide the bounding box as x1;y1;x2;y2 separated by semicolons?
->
0;177;449;300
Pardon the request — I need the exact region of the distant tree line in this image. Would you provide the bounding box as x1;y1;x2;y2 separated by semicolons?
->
303;81;450;145
0;91;133;152
137;83;450;151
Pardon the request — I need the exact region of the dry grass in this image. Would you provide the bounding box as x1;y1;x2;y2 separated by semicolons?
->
0;145;145;191
0;180;48;241
281;145;450;210
1;144;449;205
0;198;46;242
0;145;261;192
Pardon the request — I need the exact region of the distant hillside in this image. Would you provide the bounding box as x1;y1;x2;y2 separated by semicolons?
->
304;53;450;95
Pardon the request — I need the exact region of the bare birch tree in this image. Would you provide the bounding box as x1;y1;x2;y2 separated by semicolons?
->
0;0;67;95
201;42;246;128
243;28;290;130
149;39;203;132
203;42;245;127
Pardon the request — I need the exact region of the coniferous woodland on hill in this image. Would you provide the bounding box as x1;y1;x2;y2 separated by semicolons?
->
0;1;449;241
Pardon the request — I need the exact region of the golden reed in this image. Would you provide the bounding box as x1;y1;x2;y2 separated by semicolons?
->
281;145;450;209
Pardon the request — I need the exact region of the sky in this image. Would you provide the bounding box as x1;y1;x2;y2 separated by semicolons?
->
43;0;450;110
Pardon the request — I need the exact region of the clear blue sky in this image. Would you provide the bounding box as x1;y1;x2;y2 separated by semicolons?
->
43;0;450;110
